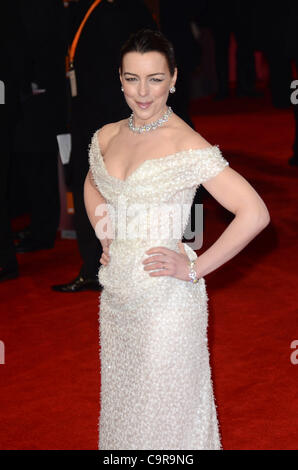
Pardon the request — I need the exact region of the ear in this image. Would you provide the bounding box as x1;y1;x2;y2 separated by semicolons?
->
119;67;123;85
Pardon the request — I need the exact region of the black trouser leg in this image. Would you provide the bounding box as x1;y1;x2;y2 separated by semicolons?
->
72;180;102;279
212;26;230;95
29;150;60;244
234;24;256;94
266;50;293;108
70;128;103;279
0;149;18;268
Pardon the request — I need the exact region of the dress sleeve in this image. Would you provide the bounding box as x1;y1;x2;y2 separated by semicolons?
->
182;145;229;187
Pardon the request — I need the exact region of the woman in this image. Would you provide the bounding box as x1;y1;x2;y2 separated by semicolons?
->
84;29;270;450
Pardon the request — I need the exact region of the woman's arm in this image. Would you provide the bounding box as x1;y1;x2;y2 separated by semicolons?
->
83;170;113;263
194;166;270;278
83;170;108;231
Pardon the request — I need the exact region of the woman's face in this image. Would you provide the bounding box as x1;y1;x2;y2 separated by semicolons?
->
120;51;177;124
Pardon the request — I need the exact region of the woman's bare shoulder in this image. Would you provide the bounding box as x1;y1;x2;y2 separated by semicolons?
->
168;115;213;151
97;119;127;151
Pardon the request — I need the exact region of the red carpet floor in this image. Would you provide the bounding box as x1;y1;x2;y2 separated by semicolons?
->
0;90;297;449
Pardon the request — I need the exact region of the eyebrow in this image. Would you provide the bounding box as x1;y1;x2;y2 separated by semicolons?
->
123;72;166;77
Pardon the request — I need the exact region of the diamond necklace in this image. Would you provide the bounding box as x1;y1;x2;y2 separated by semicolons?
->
128;106;173;134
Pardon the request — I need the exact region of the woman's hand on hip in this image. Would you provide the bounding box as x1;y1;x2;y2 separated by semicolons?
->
99;237;112;266
142;241;191;281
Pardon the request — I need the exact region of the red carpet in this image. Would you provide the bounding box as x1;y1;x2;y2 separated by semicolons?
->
1;89;297;449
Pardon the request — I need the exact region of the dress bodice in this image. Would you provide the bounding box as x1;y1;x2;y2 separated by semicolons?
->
88;128;229;244
88;128;229;302
89;129;229;202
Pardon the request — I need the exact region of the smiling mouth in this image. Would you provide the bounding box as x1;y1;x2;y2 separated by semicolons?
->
136;102;152;108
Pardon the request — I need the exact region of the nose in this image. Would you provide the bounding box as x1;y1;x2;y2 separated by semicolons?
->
138;80;148;97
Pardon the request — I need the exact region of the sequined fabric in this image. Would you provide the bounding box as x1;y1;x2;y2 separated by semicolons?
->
89;128;229;450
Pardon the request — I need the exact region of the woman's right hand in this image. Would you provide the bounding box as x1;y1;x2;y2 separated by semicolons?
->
100;237;112;266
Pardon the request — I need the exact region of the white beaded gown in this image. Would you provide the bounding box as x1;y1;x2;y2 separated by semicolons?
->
88;128;229;450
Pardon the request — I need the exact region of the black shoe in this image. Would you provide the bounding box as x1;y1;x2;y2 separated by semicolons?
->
51;274;103;292
0;265;19;282
288;155;298;166
15;237;54;253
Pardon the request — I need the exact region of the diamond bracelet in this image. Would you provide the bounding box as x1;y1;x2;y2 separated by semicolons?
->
188;260;200;283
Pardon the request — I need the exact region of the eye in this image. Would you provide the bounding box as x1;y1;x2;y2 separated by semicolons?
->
150;78;163;82
125;77;137;82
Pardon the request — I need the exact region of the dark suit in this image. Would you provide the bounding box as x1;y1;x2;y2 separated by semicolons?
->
67;0;156;279
205;0;258;96
0;1;25;269
11;0;68;244
253;1;293;108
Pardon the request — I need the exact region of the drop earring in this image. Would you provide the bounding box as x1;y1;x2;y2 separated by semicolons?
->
121;86;124;92
170;86;176;94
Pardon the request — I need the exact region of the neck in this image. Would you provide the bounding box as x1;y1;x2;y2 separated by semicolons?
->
133;106;169;127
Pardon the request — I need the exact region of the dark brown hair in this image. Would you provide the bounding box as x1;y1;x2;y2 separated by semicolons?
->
119;28;176;76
